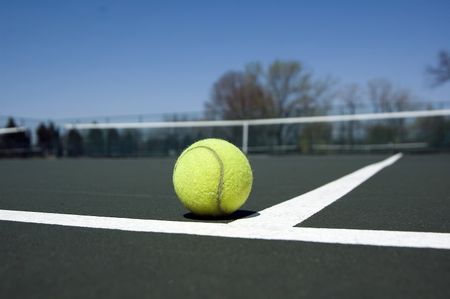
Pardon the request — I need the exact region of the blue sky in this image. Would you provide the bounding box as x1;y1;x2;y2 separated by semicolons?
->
1;0;449;119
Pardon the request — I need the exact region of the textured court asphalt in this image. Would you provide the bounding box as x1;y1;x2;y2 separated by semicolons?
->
0;155;383;221
301;155;450;232
0;155;449;298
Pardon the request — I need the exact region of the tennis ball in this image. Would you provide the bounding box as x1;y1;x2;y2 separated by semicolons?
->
173;138;253;216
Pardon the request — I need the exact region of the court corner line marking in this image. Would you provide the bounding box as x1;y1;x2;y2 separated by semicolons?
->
230;153;403;229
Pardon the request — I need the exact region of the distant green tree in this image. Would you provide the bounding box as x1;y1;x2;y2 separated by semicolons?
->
120;130;137;156
299;123;333;154
1;117;31;155
161;114;199;154
416;112;450;150
66;129;84;157
2;117;17;149
36;122;61;156
366;124;396;144
86;129;105;156
106;129;120;156
36;123;48;151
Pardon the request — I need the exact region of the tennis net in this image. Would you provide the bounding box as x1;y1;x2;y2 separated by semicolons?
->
60;109;450;156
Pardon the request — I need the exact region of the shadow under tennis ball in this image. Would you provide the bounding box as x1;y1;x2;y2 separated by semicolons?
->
183;210;259;221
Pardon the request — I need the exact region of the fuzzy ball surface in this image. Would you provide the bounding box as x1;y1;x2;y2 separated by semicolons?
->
173;138;253;216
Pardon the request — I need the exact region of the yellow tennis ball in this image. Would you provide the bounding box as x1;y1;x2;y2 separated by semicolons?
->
173;138;253;216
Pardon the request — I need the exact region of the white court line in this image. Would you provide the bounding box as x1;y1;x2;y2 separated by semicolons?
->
1;153;448;250
231;153;403;229
0;209;449;250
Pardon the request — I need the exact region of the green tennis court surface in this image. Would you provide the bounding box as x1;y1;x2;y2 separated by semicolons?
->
1;154;449;298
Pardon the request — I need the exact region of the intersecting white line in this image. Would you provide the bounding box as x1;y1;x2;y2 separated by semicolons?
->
231;153;403;229
1;153;449;250
0;209;449;249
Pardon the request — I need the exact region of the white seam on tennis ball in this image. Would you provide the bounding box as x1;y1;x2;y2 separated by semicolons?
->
175;145;225;214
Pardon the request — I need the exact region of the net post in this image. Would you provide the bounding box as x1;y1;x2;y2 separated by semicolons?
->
242;121;249;154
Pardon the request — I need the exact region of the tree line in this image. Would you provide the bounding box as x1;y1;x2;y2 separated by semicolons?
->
1;52;449;157
204;57;449;152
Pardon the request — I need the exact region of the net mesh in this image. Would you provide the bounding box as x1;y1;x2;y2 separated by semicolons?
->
63;110;450;157
1;110;449;157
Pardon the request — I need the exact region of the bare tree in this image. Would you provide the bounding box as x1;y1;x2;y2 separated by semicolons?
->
367;79;415;144
264;61;310;117
340;84;363;114
205;70;272;145
204;60;336;150
339;84;364;144
206;60;335;119
256;61;335;146
368;79;393;113
256;61;313;146
254;60;334;117
427;50;450;86
367;79;414;112
206;71;271;120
